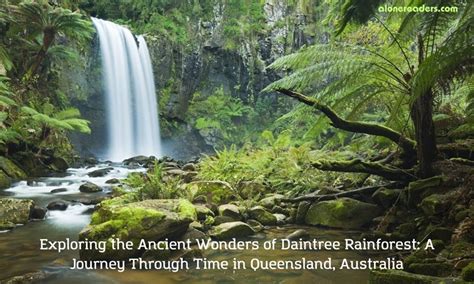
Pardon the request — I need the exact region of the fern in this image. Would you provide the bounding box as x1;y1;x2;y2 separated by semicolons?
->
20;105;91;134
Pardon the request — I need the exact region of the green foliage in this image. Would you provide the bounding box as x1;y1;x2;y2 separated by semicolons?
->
265;1;472;147
124;163;184;200
20;104;91;134
1;0;93;78
188;86;254;147
198;136;364;196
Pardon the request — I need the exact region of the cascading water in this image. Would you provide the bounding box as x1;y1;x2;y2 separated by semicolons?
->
92;18;162;161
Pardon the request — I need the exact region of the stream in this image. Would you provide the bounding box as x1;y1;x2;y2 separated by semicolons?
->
0;164;371;283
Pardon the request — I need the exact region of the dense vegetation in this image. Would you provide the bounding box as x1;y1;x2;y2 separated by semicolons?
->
0;1;92;165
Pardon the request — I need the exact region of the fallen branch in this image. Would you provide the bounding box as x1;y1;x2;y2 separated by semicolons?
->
312;159;417;181
281;182;400;203
276;89;416;156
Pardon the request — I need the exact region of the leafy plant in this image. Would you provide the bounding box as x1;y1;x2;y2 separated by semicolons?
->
124;163;184;200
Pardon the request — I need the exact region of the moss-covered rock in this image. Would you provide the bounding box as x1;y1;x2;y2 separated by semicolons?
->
0;170;10;189
420;194;446;216
249;205;277;225
369;269;464;284
407;262;453;277
406;175;444;205
79;182;102;193
218;204;241;220
209;221;255;240
461;261;474;281
305;198;381;229
259;194;285;209
195;204;214;221
0;157;27;180
372;187;400;209
79;198;196;260
0;198;34;227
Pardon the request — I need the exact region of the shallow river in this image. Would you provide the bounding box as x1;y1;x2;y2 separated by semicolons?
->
0;164;371;283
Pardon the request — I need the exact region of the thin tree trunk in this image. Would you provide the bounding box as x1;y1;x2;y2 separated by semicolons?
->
410;90;437;177
411;34;437;178
27;28;55;78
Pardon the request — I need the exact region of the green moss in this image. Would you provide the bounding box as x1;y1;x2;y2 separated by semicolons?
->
0;157;26;180
369;270;463;284
305;198;381;229
177;199;197;220
461;262;474;281
0;170;11;189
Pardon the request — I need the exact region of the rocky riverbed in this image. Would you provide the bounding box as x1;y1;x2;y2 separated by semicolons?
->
1;156;473;283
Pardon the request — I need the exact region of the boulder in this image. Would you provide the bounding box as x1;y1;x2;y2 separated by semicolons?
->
372;187;400;209
123;155;149;165
420;194;446;216
181;227;207;245
259;194;285;209
305;198;381;229
87;167;114;177
218;204;241;220
50;188;68;194
182;163;196;171
30;206;47;219
273;213;286;225
79;182;102;193
0;157;27;180
406;176;444;205
407;262;453;277
79;199;196;260
423;226;453;244
105;178;120;184
0;198;34;226
47;200;69;211
84;157;98;165
271;205;287;215
209;221;255;240
48;157;69;172
249;206;277;225
213;216;236;225
195;205;214;221
286;229;310;241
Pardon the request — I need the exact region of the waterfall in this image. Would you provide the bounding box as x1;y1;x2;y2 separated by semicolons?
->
92;18;162;161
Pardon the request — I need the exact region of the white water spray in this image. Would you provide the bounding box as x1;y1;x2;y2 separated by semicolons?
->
92;18;162;161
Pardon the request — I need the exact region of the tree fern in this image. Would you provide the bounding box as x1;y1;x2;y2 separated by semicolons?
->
21;105;91;134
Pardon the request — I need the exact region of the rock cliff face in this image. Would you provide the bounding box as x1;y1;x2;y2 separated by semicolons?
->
72;1;325;159
147;1;324;158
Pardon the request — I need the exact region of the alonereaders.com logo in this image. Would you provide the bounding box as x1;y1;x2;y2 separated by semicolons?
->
379;5;458;13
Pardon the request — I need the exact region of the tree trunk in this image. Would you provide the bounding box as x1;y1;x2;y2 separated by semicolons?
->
27;28;55;78
410;34;437;178
410;90;437;178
